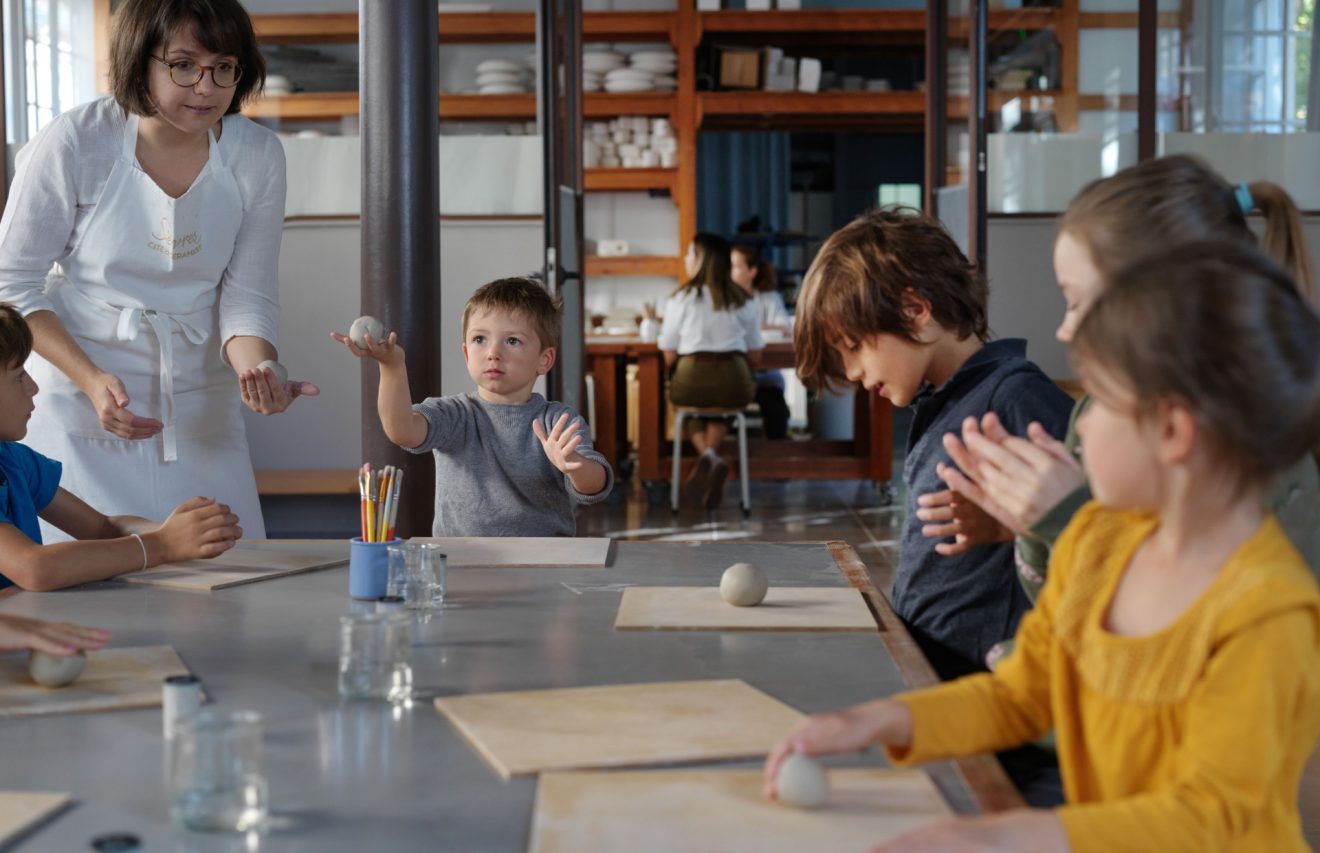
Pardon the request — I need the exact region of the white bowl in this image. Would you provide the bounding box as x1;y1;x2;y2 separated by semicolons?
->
478;83;527;95
265;74;293;90
605;68;653;82
476;59;524;75
630;59;677;73
629;49;676;63
604;80;654;94
477;71;525;87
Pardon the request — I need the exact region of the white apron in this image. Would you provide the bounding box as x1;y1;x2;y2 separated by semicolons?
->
26;113;266;541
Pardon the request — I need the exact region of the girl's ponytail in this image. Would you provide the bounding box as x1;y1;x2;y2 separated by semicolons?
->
1248;180;1315;303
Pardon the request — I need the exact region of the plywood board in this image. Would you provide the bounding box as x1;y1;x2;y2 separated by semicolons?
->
121;544;347;591
0;792;72;848
614;587;877;632
434;679;803;779
530;768;952;853
0;645;190;719
409;537;610;568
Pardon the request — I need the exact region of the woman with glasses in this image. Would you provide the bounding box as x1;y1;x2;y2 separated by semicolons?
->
0;0;313;540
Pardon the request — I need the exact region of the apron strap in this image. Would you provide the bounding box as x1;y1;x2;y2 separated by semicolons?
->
114;307;209;463
120;113;139;162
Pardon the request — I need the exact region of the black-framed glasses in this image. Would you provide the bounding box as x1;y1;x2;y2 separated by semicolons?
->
151;55;242;88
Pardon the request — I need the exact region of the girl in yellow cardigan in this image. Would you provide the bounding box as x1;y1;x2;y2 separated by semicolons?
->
764;242;1320;853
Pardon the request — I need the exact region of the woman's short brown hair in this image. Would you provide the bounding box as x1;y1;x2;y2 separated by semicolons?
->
462;277;562;351
110;0;266;118
732;243;779;294
1071;241;1320;495
794;208;989;390
0;303;34;371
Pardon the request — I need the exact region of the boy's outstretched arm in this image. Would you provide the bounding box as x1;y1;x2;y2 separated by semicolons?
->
534;413;608;496
330;329;428;449
1;490;242;591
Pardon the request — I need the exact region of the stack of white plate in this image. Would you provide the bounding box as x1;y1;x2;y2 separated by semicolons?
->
604;67;656;94
475;59;530;95
630;49;676;91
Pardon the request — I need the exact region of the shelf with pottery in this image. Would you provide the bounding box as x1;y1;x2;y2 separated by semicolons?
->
696;90;925;131
244;92;677;122
252;11;676;46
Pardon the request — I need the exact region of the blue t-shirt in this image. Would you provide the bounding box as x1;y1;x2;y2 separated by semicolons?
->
0;442;62;589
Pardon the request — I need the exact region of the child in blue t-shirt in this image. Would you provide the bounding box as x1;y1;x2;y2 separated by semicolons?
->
0;304;243;591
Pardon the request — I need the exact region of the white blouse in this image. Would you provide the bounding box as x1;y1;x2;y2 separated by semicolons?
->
0;96;286;347
657;285;764;355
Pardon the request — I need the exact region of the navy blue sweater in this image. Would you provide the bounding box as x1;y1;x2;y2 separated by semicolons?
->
893;338;1074;679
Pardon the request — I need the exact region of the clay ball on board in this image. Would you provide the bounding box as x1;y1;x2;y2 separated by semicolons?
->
256;359;288;385
349;315;384;349
776;753;830;809
28;650;87;688
719;562;768;607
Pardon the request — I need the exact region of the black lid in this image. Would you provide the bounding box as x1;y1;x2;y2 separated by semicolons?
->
375;595;406;604
90;832;141;851
163;674;200;685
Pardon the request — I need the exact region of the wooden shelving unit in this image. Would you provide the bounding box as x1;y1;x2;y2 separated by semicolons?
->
250;5;1130;276
584;255;684;277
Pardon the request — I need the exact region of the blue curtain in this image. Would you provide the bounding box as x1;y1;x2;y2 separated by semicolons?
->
697;132;792;239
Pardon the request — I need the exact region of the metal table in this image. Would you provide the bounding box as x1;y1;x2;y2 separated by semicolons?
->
0;540;1018;852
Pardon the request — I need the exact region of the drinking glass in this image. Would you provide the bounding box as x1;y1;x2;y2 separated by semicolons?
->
338;613;412;701
169;710;267;833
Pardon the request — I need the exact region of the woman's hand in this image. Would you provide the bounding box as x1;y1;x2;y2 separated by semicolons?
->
763;700;911;800
238;366;320;416
145;496;242;564
916;487;1014;555
955;414;1084;532
330;329;404;368
80;370;164;439
0;614;111;655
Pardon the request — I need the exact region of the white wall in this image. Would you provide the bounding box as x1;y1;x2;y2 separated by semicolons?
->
242;218;543;470
985;214;1320;381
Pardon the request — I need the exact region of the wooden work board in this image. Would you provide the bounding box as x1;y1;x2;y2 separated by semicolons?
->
530;767;952;852
121;544;347;591
0;645;191;719
0;792;72;848
614;587;878;631
409;536;611;568
434;679;803;780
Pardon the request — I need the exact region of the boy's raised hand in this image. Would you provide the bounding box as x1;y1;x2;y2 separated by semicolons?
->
150;497;243;564
533;413;587;473
330;329;404;367
0;614;110;655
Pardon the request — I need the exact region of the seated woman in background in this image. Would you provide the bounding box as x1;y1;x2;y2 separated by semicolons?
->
731;244;791;440
659;234;763;509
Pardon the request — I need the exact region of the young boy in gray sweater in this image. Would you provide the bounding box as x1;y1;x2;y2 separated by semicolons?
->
333;277;612;536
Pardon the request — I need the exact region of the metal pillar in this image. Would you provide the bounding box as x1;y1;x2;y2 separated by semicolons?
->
360;0;440;538
967;0;987;272
1137;0;1157;160
537;0;585;412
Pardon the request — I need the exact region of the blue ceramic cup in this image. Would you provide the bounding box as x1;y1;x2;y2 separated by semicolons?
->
348;538;400;600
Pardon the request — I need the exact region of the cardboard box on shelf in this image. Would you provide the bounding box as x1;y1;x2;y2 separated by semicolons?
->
718;48;761;90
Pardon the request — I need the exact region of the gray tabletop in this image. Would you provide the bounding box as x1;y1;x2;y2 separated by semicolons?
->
0;539;981;852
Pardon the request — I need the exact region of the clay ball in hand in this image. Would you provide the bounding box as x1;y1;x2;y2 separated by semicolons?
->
256;359;288;385
349;315;384;349
720;562;768;607
776;753;830;809
28;650;87;688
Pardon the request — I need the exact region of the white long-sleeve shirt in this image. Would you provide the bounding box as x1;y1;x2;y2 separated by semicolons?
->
657;285;764;355
0;96;285;347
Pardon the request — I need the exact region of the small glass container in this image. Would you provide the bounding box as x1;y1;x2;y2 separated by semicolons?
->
169;710;267;833
338;613;412;702
407;542;448;609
